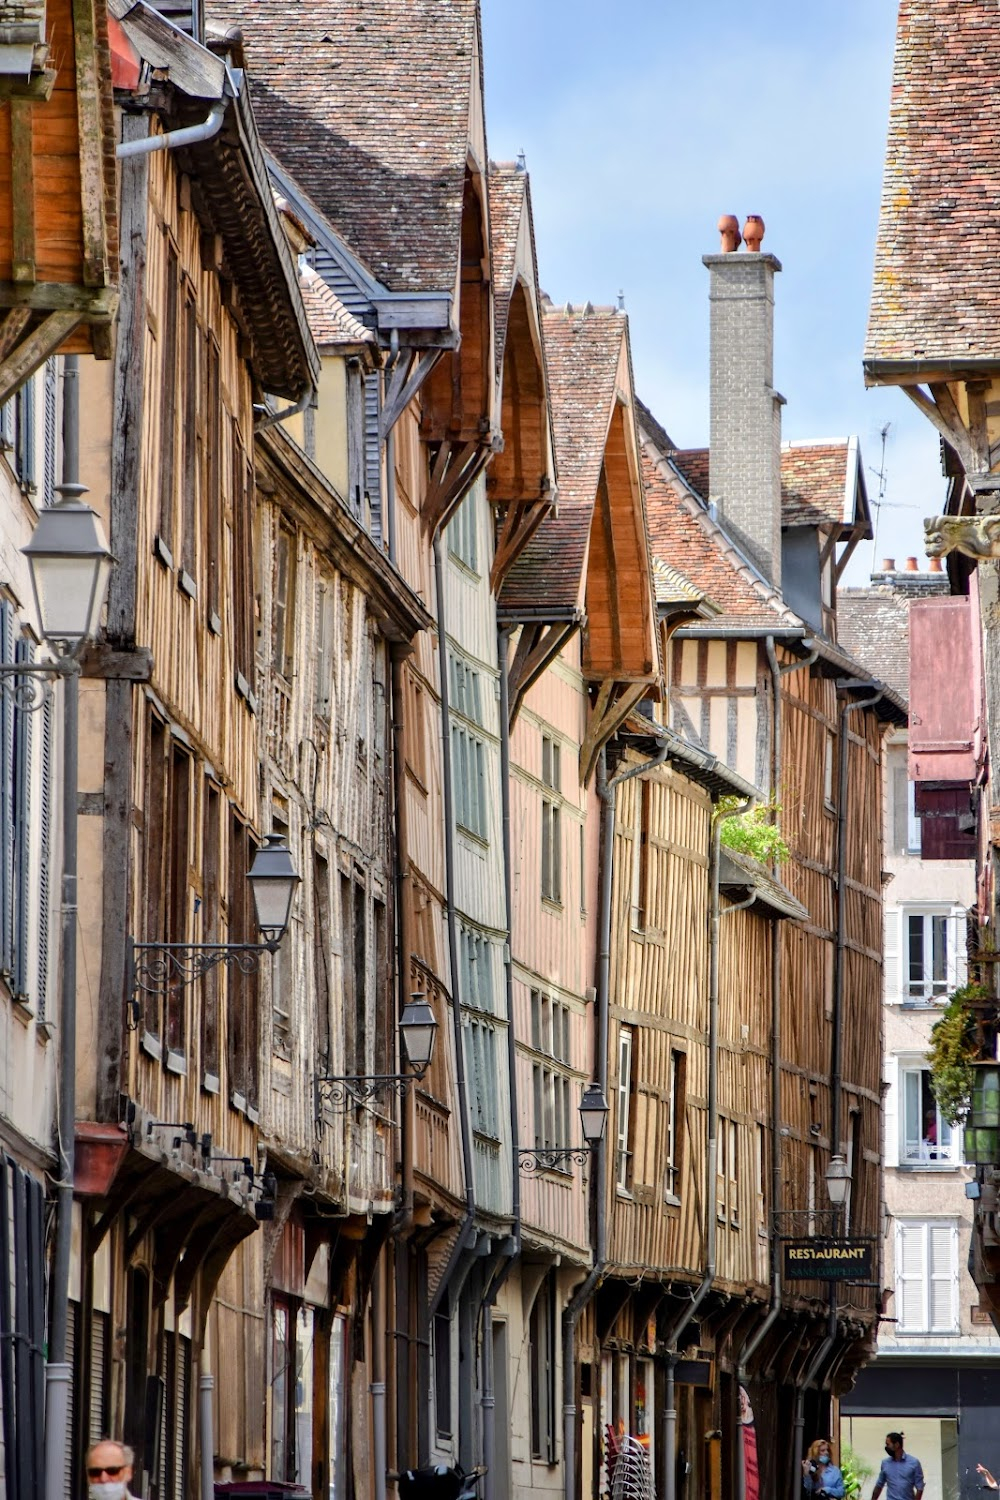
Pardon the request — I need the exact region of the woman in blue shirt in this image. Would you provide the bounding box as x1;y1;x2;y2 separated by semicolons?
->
801;1438;846;1498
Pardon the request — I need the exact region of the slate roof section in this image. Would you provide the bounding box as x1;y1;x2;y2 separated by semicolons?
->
867;0;1000;367
204;0;480;295
836;588;911;702
499;302;627;617
298;264;375;350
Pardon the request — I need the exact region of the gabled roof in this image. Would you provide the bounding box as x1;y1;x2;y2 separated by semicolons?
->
867;0;1000;371
666;440;870;536
499;302;631;618
489;165;527;376
205;0;482;296
112;0;319;398
298;264;375;352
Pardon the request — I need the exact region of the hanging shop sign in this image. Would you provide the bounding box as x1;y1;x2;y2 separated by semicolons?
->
782;1238;873;1281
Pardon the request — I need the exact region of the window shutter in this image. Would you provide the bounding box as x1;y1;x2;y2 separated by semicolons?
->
37;697;53;1019
949;908;967;991
883;1056;899;1168
64;1301;76;1499
43;359;57;505
0;399;12;449
884;908;900;1004
929;1223;957;1332
174;1335;189;1500
0;601;14;980
17;378;35;489
892;762;908;852
896;1221;925;1332
364;372;381;541
12;638;32;1000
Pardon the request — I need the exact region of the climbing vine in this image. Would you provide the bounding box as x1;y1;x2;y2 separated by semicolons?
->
927;983;994;1125
716;796;790;867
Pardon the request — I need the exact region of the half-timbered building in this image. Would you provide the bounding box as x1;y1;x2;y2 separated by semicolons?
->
70;9;316;1496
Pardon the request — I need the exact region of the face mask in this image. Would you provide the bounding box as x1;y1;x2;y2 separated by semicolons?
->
819;1456;830;1466
885;1447;895;1458
89;1484;128;1500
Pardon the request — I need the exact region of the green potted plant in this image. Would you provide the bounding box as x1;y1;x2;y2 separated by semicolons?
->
928;982;995;1126
840;1443;873;1498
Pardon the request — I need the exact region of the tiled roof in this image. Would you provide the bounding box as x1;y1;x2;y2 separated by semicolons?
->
205;0;480;294
489;165;526;373
499;303;626;616
652;557;709;610
298;264;375;349
867;0;1000;366
837;587;912;703
667;440;866;532
640;436;802;631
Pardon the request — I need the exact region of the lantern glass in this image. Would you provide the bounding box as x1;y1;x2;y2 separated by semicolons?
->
22;493;113;650
246;835;299;942
399;994;438;1071
970;1066;1000;1129
579;1082;609;1145
825;1153;850;1208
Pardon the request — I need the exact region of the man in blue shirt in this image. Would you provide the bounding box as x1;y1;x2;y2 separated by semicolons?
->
871;1432;924;1500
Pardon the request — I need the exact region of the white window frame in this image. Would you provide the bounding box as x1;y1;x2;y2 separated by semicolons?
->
616;1027;633;1192
663;1049;684;1204
906;778;921;852
895;1219;959;1334
531;991;574;1169
885;905;965;1006
541;734;562;904
716;1116;739;1226
899;1064;961;1167
447;492;478;573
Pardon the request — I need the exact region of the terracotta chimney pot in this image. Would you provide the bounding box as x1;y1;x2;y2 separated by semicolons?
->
928;556;944;572
717;214;741;253
880;558;895;573
743;214;765;252
904;556;918;571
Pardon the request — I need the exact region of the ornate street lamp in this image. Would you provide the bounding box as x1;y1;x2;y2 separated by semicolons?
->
518;1082;609;1172
825;1153;850;1210
964;1066;1000;1165
22;488;114;652
314;993;440;1114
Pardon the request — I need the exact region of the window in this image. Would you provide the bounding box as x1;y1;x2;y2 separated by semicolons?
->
230;420;255;679
900;1067;959;1165
13;377;35;491
434;1309;453;1440
271;814;293;1053
579;822;586;916
314;580;335;718
541;734;562;903
180;290;198;579
896;1220;958;1334
452;723;488;839
165;743;191;1062
313;853;332;1070
716;1117;739;1226
42;358;58;506
273;526;296;678
529;1271;557;1464
616;1027;633;1192
885;906;964;1005
823;729;836;811
0;616;36;1005
448;653;482;723
630;779;650;930
228;815;260;1112
466;1015;500;1137
906;778;921;853
447;491;478;572
459;924;494;1012
340;872;367;1076
663;1050;685;1202
531;991;573;1165
158;236;179;551
404;667;427;788
201;781;222;1086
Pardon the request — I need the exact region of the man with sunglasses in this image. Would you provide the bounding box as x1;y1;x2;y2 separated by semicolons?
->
85;1440;135;1500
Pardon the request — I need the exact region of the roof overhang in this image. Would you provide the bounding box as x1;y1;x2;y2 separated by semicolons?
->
864;356;1000;388
719;848;809;923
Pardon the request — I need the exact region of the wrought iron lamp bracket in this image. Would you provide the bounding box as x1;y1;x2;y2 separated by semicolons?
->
126;938;279;1030
0;657;60;713
313;1066;429;1115
517;1146;593;1173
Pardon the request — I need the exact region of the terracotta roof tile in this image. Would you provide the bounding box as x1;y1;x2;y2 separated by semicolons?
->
205;0;480;294
867;0;1000;365
652;557;708;609
668;440;865;532
488;165;526;373
499;302;626;615
298;263;375;349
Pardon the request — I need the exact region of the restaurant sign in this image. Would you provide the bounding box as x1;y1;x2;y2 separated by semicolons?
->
782;1238;873;1282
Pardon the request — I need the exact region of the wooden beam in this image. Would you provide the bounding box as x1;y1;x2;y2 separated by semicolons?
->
0;281;117;316
579;679;649;787
10;100;35;283
0;310;80;405
507;620;579;727
423;437;490;535
0;308;31;363
488;492;551;592
968;380;991;472
380;348;441;439
72;0;111;286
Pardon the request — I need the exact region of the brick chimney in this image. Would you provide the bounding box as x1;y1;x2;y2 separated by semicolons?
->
703;228;784;588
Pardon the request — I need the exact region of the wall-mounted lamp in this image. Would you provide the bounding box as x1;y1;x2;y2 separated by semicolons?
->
825;1153;850;1210
518;1082;609;1172
313;993;438;1115
127;834;300;1027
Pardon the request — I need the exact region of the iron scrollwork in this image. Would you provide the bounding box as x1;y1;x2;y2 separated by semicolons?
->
0;659;57;714
313;1067;429;1118
517;1146;593;1173
127;939;276;1030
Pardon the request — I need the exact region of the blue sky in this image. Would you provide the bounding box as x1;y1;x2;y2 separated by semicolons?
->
481;0;939;585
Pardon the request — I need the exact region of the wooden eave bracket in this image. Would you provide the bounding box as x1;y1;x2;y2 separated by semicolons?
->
379;347;442;441
423;430;497;536
488;487;554;593
903;379;997;478
579;677;651;786
80;643;154;681
506;616;581;728
0;310;82;405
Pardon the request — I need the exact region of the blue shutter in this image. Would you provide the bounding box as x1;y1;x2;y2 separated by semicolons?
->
37;696;52;1019
15;379;35;490
0;601;14;979
364;373;382;543
0;400;12;450
12;638;33;999
43;359;57;506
